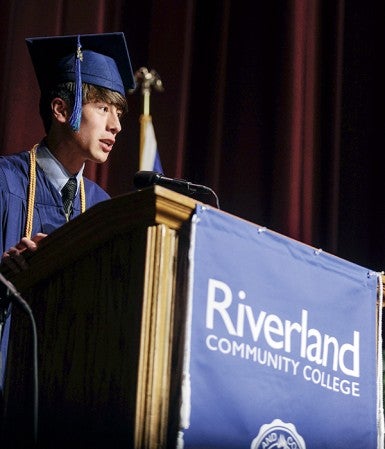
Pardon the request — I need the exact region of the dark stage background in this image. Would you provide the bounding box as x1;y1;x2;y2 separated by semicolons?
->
0;0;384;271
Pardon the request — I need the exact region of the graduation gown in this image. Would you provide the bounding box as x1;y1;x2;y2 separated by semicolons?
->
0;150;110;387
0;150;110;253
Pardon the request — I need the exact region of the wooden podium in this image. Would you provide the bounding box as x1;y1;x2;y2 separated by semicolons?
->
1;186;197;449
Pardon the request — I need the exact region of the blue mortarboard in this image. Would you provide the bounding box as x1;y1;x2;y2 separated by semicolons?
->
26;32;135;131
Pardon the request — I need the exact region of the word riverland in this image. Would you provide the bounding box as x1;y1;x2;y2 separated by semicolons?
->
204;279;361;397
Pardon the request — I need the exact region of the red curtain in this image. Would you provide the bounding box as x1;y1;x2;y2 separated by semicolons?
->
0;0;384;270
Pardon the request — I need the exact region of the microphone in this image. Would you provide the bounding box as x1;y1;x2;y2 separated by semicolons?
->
0;272;31;315
134;171;220;208
0;272;39;443
134;171;209;194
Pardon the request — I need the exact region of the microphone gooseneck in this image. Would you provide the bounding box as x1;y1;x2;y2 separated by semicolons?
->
0;273;39;444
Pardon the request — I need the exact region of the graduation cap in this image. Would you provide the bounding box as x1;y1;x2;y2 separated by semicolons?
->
26;32;135;131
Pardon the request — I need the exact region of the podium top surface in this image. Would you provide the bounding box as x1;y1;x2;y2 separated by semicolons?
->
3;186;198;291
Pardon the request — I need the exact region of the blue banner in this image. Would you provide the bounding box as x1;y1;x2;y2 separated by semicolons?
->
179;206;381;449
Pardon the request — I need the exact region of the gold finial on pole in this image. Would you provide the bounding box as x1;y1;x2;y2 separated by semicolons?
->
131;68;164;170
132;67;164;116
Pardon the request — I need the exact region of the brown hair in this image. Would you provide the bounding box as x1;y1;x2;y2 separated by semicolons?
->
40;82;128;132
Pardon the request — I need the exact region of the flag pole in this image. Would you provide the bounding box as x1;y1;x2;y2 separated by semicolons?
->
133;68;164;170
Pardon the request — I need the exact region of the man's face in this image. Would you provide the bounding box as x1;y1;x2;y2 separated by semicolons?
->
71;100;123;164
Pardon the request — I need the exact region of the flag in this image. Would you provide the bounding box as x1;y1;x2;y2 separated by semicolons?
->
139;114;163;173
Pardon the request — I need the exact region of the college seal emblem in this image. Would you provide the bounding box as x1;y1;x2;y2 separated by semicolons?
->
250;419;306;449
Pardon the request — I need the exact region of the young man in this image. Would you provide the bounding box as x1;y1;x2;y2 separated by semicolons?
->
0;32;135;387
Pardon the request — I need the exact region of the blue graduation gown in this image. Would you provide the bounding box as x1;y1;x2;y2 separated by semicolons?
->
0;150;110;388
0;150;110;252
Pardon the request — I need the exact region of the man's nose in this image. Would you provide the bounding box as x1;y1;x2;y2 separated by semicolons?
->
108;110;122;134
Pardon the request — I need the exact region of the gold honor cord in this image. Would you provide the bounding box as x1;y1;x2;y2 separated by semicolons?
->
25;145;86;239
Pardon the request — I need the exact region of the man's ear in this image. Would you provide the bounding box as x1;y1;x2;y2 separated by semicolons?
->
51;98;69;124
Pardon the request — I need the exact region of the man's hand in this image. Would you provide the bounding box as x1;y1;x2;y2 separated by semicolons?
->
1;233;47;272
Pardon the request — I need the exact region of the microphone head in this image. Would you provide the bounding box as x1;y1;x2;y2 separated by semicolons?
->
133;171;162;189
133;170;221;208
